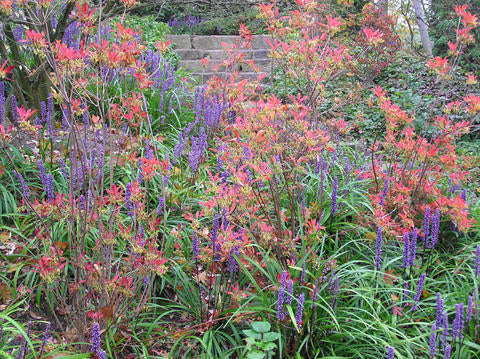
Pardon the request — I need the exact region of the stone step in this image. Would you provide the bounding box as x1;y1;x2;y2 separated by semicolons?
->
174;49;270;61
190;72;270;82
191;35;272;50
178;59;272;73
166;34;191;49
167;35;273;50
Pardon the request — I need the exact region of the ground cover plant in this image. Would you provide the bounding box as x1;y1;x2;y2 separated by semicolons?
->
0;0;479;358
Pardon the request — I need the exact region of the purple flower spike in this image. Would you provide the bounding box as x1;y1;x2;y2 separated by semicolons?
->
387;347;394;359
331;177;338;216
156;196;164;216
38;159;47;186
441;311;449;346
467;295;473;323
429;324;437;359
444;344;451;359
452;303;464;341
402;232;410;268
39;322;51;356
11;94;18;123
295;293;305;328
227;247;239;273
402;281;410;303
375;227;382;270
436;293;444;328
430;209;440;249
0;81;5;125
474;245;480;278
409;228;418;266
412;273;426;312
14;170;30;201
192;231;199;260
379;174;389;206
91;322;100;354
46;174;54;202
47;96;54;139
277;278;286;321
423;207;431;247
286;279;294;306
211;213;219;250
300;261;306;283
125;183;133;217
311;280;319;309
280;270;287;287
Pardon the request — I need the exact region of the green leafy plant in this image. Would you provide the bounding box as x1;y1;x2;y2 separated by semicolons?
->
242;321;280;359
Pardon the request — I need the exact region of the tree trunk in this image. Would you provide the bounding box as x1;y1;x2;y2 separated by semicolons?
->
412;0;433;57
377;0;388;13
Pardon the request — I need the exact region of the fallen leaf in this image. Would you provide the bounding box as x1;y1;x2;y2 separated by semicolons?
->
0;283;13;303
0;231;11;243
101;304;114;320
383;269;398;286
392;305;404;317
422;288;431;299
